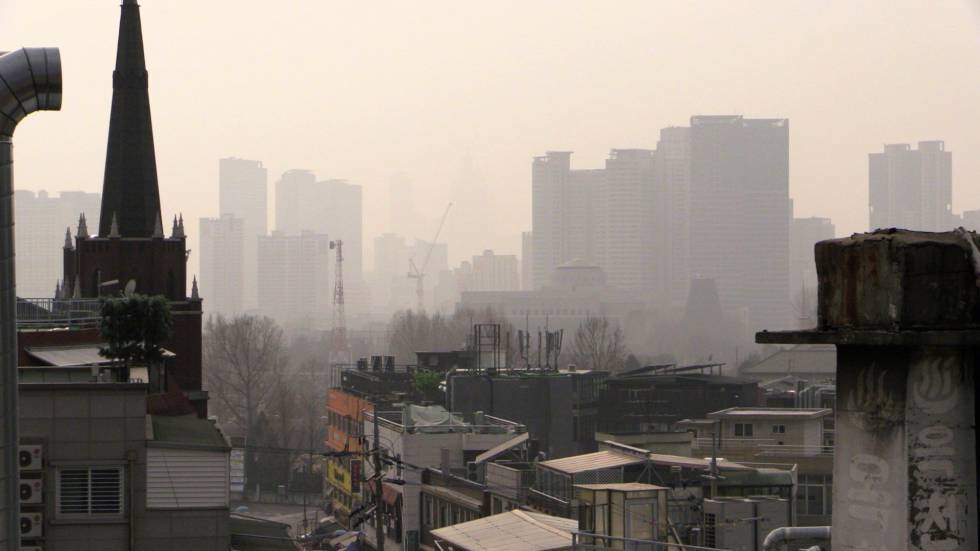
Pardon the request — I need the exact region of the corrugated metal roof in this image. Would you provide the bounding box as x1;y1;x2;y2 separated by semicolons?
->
431;510;576;551
422;484;483;510
474;432;529;464
26;344;174;367
646;453;753;472
741;344;835;375
708;407;832;419
575;483;668;492
539;451;645;474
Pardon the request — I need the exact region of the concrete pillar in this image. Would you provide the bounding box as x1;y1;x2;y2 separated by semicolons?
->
758;229;978;550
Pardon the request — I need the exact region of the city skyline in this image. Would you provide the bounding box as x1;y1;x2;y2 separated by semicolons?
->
3;1;978;277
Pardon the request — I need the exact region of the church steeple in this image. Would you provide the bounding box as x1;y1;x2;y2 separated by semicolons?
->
98;0;162;237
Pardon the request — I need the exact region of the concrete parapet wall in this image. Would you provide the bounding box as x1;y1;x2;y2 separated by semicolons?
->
816;229;980;330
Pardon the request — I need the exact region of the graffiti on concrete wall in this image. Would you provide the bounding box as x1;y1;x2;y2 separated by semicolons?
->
908;358;974;551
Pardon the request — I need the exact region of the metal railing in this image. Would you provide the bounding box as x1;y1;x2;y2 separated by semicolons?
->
16;298;101;328
756;444;833;458
366;411;525;435
571;532;730;551
692;438;833;458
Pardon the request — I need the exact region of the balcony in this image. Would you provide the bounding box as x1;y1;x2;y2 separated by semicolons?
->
693;437;833;458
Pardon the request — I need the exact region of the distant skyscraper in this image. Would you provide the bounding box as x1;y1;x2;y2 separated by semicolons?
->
790;216;835;297
531;152;600;289
320;179;363;280
689;115;791;331
372;233;410;312
275;169;317;234
469;250;519;291
274;172;363;286
521;231;533;290
14;190;100;298
597;149;657;294
219;157;267;310
869;141;952;232
656;127;692;309
199;214;244;317
256;231;331;329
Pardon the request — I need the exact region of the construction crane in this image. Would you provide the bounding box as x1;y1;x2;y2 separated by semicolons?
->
329;239;350;364
408;202;452;312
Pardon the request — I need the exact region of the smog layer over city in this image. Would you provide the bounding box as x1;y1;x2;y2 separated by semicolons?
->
0;1;977;550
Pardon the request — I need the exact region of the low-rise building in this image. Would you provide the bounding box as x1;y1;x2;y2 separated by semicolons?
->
597;372;761;433
323;388;373;527
419;468;489;548
362;406;527;550
679;407;834;526
529;441;794;547
448;368;608;459
19;365;231;550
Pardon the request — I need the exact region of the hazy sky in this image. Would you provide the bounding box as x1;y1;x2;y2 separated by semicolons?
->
3;1;979;275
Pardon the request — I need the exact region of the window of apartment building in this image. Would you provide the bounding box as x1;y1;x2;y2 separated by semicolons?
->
771;424;786;434
422;495;433;526
734;423;753;437
796;474;833;517
703;513;716;547
56;466;124;519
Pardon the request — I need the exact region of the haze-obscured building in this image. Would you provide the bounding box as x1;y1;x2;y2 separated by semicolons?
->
869;141;953;232
961;208;980;231
597;149;657;294
521;231;533;290
218;157;267;310
655;127;692;310
458;262;639;336
531;152;601;289
14;190;100;298
256;231;331;330
689;116;791;332
199;213;244;317
790;215;835;319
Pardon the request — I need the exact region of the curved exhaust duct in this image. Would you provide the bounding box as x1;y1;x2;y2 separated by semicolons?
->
0;47;61;551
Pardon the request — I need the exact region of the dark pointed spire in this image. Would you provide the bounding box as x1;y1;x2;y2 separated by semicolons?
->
109;212;121;238
77;213;89;238
98;0;162;237
64;227;73;249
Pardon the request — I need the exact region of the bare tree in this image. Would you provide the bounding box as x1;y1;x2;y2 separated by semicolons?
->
204;314;288;439
386;306;514;364
569;315;628;374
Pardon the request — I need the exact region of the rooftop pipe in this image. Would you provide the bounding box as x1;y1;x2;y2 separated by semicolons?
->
0;47;62;551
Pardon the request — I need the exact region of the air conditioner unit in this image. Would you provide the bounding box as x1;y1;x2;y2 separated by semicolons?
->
18;445;42;472
20;478;44;505
20;512;42;539
19;478;43;504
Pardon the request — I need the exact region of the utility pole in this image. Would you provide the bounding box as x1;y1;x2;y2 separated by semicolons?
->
302;365;315;534
373;410;384;551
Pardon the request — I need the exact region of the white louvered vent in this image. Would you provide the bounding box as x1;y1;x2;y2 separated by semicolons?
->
147;447;229;509
57;466;124;518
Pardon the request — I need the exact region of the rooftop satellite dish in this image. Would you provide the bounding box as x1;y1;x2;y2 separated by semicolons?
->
123;279;137;296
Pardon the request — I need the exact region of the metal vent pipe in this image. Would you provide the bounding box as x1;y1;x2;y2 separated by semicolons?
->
0;47;62;551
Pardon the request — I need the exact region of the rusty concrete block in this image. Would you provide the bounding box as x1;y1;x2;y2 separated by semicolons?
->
816;229;980;330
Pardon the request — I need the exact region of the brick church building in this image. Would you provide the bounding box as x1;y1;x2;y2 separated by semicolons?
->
18;0;206;416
